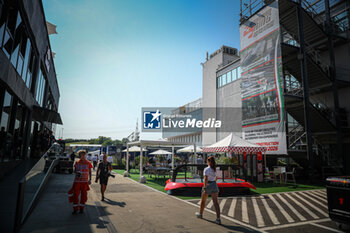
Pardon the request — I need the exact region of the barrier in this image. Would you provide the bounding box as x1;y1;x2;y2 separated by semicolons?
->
13;145;61;233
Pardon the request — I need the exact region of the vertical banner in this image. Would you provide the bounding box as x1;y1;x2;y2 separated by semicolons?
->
240;0;286;154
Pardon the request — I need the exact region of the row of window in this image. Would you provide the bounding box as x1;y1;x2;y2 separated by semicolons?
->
36;68;46;107
0;3;47;108
217;66;241;88
170;134;202;144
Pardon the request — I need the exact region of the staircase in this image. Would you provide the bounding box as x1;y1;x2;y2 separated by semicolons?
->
279;0;350;138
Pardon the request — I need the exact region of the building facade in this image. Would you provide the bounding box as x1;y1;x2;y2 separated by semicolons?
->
0;0;61;175
202;0;350;175
163;98;203;146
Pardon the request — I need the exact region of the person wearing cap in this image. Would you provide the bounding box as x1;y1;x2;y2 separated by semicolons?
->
69;150;92;215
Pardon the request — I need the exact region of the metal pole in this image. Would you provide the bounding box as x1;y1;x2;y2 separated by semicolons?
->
126;145;129;172
297;0;314;179
140;144;143;176
171;146;174;170
324;0;345;173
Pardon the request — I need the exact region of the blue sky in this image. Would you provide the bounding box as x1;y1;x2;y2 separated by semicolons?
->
42;0;241;140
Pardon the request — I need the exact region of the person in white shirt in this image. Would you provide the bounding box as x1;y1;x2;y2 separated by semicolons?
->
92;154;98;170
107;155;113;163
99;152;104;162
195;156;221;224
86;153;92;162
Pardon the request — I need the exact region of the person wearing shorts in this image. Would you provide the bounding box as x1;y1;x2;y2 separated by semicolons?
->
195;156;221;224
95;154;112;201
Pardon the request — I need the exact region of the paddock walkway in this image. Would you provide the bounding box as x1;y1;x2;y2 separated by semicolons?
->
20;172;257;233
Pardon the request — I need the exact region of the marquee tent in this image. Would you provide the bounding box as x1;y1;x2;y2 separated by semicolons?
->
202;133;266;153
177;145;202;153
149;149;172;155
122;146;148;152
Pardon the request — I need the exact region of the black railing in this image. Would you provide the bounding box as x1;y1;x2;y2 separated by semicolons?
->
171;164;245;183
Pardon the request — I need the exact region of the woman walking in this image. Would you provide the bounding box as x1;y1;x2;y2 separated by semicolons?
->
196;156;221;224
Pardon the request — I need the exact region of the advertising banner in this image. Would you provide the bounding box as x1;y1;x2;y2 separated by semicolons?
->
239;0;287;154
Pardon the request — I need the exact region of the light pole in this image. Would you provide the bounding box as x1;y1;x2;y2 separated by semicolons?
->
61;127;64;139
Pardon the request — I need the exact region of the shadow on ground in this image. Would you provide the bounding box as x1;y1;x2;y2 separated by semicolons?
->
103;197;126;207
202;218;260;233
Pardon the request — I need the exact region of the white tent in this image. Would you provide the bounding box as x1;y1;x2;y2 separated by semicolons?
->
202;133;266;153
149;149;172;155
122;146;148;152
177;145;202;153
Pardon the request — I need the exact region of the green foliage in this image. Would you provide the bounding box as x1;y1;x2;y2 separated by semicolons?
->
217;156;238;165
135;156;148;166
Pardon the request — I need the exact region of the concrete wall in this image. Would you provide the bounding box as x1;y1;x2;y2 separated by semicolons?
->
202;47;239;145
202;51;221;146
216;79;242;141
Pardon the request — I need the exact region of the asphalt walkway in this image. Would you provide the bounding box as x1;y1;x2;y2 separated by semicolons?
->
0;159;38;233
20;171;257;233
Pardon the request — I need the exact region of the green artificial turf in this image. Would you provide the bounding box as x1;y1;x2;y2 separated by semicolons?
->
113;169;325;199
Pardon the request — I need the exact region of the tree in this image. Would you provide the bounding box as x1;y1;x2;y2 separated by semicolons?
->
121;138;129;146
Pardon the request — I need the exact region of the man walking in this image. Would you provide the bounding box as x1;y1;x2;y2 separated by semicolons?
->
95;154;112;201
69;150;92;214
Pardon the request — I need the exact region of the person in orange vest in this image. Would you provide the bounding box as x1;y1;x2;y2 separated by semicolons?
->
69;150;92;215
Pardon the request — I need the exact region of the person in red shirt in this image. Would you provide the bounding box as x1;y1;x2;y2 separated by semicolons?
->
70;150;92;214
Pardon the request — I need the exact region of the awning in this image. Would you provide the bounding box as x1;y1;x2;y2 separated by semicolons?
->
33;106;63;125
202;133;266;153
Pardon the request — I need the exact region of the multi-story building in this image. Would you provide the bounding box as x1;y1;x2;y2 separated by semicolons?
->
0;0;61;176
202;0;350;175
163;98;203;146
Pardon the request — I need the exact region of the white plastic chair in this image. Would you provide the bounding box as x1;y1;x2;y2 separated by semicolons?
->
285;167;296;184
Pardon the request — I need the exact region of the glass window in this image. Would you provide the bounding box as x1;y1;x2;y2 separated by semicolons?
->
26;49;36;89
217;76;221;88
10;44;19;67
1;91;12;131
232;68;237;81
41;79;46;106
237;67;241;79
14;103;21;131
22;39;31;82
222;73;227;86
36;68;46;107
227;70;232;83
2;29;12;58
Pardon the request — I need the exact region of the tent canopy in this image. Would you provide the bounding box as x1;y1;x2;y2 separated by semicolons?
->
177;145;202;153
122;146;148;152
149;149;172;155
202;133;266;153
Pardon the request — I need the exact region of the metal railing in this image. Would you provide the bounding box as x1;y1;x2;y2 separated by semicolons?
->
13;145;61;233
171;164;244;183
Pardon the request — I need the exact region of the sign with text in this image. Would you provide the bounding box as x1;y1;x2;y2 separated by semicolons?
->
239;0;287;154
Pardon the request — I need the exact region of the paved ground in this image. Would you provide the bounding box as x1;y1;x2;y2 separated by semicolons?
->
19;170;350;233
0;159;38;233
187;189;346;232
20;172;257;233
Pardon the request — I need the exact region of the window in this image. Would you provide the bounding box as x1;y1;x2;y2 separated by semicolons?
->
227;70;232;83
232;68;237;81
217;66;241;89
333;10;349;32
35;68;46;107
22;39;31;82
26;47;36;89
222;73;227;86
0;91;12;131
